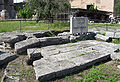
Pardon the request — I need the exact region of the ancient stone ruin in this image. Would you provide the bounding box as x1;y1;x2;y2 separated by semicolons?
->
1;18;120;81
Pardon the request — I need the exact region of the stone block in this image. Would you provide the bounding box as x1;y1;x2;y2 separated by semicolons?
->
110;53;120;60
0;51;17;66
15;38;40;54
27;48;42;59
0;33;26;48
70;17;88;34
33;40;119;81
95;34;112;42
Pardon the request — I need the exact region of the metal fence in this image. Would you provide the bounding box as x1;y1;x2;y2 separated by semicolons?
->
0;19;119;33
0;19;70;32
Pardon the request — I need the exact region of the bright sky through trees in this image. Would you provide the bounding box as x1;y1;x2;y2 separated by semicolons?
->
14;0;23;3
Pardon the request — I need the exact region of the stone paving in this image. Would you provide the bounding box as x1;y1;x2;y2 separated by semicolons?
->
32;40;120;81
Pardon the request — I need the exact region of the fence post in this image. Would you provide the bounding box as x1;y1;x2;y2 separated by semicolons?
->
20;20;21;32
114;26;116;37
105;23;108;31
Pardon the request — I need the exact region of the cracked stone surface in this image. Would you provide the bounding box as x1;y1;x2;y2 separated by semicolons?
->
33;40;120;81
16;32;96;55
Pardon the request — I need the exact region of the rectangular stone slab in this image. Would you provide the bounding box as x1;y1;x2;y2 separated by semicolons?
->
0;33;26;48
0;51;17;66
15;38;40;54
33;40;119;81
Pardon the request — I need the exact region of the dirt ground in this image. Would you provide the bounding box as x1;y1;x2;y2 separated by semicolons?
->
0;55;36;82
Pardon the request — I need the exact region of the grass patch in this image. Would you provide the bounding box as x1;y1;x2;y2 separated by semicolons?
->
54;63;120;81
8;65;34;78
111;38;120;44
70;53;86;59
1;21;120;33
89;23;120;27
46;32;56;37
97;32;106;36
74;64;120;81
7;55;35;82
0;21;69;33
8;74;23;77
65;76;72;79
35;80;39;82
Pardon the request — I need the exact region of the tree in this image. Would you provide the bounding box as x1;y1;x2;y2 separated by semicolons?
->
25;0;71;21
116;0;120;17
19;6;33;18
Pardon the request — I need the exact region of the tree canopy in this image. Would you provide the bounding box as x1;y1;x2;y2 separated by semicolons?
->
116;0;120;17
25;0;71;19
19;7;33;18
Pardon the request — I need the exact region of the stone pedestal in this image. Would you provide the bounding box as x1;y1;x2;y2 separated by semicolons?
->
70;17;88;34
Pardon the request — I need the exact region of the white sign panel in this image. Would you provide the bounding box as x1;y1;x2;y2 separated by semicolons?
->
70;17;88;34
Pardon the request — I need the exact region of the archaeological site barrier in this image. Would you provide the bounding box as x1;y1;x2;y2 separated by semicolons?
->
0;19;119;35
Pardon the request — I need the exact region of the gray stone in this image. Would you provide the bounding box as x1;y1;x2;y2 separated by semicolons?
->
15;38;40;54
33;40;118;81
0;33;26;48
105;31;115;38
117;65;120;69
15;32;96;55
0;51;17;66
58;35;70;43
114;32;120;38
105;31;120;39
70;17;88;34
110;53;120;60
95;34;112;42
39;37;63;46
27;48;42;59
16;36;65;55
23;30;49;38
70;32;96;41
33;59;76;81
57;32;70;36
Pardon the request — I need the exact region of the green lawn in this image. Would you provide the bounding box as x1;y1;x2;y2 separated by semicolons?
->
0;21;70;32
1;20;120;33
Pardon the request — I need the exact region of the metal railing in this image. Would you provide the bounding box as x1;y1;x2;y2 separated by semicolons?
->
0;19;120;33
